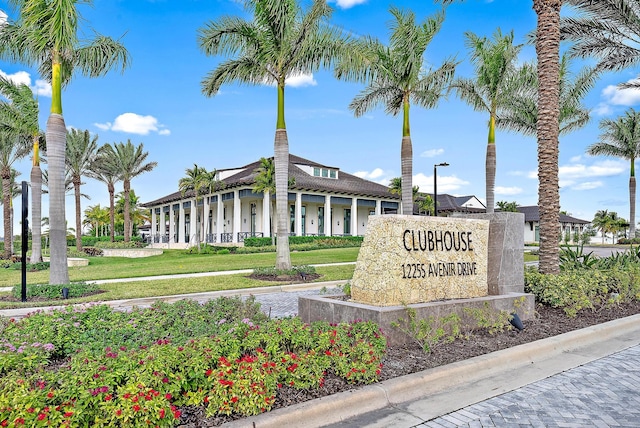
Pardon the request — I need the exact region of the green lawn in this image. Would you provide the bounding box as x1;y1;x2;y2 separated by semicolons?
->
0;247;360;287
0;248;359;309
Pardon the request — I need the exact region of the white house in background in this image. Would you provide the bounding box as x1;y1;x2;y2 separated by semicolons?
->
517;206;590;244
141;154;403;247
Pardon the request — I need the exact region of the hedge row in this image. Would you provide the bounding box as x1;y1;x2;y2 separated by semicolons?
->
244;235;363;247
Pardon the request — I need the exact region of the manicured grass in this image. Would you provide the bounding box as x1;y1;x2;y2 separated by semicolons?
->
0;253;356;309
0;247;360;287
524;252;539;263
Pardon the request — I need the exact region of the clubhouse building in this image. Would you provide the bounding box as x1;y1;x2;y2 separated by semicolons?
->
141;154;590;247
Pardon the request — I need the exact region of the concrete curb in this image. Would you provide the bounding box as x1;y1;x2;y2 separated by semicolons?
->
223;313;640;428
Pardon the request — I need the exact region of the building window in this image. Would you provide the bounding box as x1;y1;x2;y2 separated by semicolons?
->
344;208;351;235
250;203;256;234
313;167;320;176
290;205;295;233
330;170;336;179
301;206;306;235
318;207;324;236
322;168;329;178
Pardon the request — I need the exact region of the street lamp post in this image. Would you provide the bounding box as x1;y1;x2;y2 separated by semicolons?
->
433;162;449;216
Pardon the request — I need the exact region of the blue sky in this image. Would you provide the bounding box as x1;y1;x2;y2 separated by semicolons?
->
0;0;638;234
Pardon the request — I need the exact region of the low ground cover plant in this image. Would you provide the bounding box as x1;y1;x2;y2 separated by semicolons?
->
0;296;386;426
10;282;97;300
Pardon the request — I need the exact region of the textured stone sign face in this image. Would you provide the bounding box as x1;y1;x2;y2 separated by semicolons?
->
351;215;489;306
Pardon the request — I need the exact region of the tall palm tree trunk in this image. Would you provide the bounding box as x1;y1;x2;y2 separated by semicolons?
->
275;128;291;270
534;0;561;275
47;113;69;284
486;143;496;214
630;175;636;238
73;180;83;251
124;181;131;242
401;136;413;215
108;183;115;242
2;170;11;260
30;163;42;263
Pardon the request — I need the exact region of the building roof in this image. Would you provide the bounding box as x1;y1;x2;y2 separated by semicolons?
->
413;193;486;214
516;205;590;225
142;154;399;207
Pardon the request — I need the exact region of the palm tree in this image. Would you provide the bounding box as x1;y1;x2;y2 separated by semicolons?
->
83;204;109;238
66;129;99;250
253;158;276;245
561;0;640;86
497;55;596;138
437;0;562;273
0;168;22;257
0;0;129;284
252;157;295;245
0;76;45;262
592;209;612;244
496;200;519;212
178;164;217;252
0;132;30;258
336;7;456;216
88;143;121;243
389;177;420;212
417;194;434;216
452;29;524;214
587;109;640;239
115;190;149;239
110;140;156;242
198;0;350;270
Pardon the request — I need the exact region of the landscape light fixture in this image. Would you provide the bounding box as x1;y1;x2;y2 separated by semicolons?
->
433;162;449;217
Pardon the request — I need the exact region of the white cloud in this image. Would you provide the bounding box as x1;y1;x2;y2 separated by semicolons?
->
571;181;603;191
495;186;523;195
95;113;170;136
285;73;317;88
592;102;613;116
331;0;367;9
601;81;640;106
420;148;444;158
527;159;626;181
560;159;626;179
413;173;469;193
0;69;51;97
353;168;391;185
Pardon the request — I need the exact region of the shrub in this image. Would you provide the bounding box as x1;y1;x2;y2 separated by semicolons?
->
252;265;316;278
244;236;363;248
94;240;145;249
0;298;387;424
391;307;461;353
82;247;104;257
523;267;640;317
11;282;98;300
9;261;49;271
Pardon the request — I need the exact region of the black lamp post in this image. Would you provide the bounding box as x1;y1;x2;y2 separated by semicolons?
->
433;162;449;216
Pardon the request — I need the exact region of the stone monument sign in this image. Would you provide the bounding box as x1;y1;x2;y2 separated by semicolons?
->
351;214;490;306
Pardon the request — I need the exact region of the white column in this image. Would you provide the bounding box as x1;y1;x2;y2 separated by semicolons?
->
159;209;165;242
351;198;358;236
178;203;185;243
263;191;271;237
169;206;175;243
325;196;332;237
151;210;157;240
192;198;199;244
233;190;241;243
217;195;223;243
203;197;210;242
295;192;302;236
376;200;382;215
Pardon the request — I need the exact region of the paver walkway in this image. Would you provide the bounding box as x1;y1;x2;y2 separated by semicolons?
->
416;345;640;428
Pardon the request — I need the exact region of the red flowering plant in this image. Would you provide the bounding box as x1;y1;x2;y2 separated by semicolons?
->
96;383;180;427
203;351;279;416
